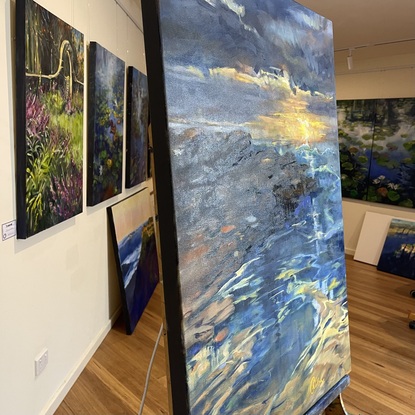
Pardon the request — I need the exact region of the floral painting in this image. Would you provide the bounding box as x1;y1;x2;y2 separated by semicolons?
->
377;218;415;280
338;98;415;207
126;66;149;188
143;0;351;414
15;0;84;238
107;189;159;334
87;42;125;206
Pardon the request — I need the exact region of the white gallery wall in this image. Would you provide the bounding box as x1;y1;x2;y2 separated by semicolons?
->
335;43;415;254
0;0;149;414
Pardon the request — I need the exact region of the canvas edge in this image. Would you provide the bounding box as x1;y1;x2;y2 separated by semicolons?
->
142;1;190;413
86;41;97;206
125;65;134;188
15;0;28;239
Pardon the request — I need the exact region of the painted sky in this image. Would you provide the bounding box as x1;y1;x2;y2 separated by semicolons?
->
110;189;152;243
160;0;336;141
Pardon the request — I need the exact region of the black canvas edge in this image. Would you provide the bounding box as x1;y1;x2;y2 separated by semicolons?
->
142;1;190;413
15;0;27;239
125;65;134;188
86;41;97;206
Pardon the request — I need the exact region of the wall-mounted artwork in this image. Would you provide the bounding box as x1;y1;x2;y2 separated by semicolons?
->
87;42;125;206
107;188;159;334
338;98;415;208
377;218;415;280
15;0;84;238
126;66;149;188
142;1;351;414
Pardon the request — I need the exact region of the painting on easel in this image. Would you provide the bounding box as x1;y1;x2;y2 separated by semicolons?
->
143;0;351;413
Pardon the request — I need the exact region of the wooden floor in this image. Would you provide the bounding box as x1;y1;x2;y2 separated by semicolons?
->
55;257;415;415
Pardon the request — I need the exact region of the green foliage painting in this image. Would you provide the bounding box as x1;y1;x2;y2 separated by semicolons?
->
15;0;84;238
87;42;125;206
338;98;415;208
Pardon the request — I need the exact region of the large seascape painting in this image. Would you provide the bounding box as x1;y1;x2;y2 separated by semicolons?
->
377;218;415;280
126;66;149;188
107;189;159;334
338;98;415;207
15;0;84;238
143;0;351;414
87;42;125;206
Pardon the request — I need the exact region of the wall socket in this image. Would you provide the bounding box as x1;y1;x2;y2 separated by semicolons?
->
34;349;48;377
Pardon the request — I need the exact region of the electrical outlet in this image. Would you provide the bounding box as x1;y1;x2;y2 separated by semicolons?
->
35;349;48;377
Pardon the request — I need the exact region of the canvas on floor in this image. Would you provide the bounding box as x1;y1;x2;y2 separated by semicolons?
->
377;218;415;280
107;188;160;334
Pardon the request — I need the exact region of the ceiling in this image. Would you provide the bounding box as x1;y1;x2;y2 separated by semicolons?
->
295;0;415;52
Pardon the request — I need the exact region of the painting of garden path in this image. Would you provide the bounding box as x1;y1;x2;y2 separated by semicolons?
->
126;66;149;188
87;42;124;206
377;218;415;280
107;189;159;334
338;98;415;207
149;0;351;413
16;0;84;238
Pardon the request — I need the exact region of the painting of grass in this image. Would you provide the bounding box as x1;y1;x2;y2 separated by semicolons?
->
126;66;149;188
15;0;84;238
107;189;159;334
377;218;415;280
87;42;125;206
143;0;351;414
338;98;415;207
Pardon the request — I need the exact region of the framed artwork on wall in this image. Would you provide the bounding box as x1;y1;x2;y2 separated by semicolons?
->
142;0;351;414
125;66;149;188
107;188;160;334
338;98;415;208
87;42;125;206
15;0;84;238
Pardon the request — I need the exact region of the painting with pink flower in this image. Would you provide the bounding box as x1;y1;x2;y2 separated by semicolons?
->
15;0;84;238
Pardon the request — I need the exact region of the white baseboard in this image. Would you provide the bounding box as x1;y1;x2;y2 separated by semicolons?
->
41;307;122;415
344;247;355;257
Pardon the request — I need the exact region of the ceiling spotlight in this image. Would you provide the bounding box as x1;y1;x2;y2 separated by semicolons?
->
347;49;353;70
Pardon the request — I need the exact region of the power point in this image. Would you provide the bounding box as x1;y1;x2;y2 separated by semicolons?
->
35;349;48;377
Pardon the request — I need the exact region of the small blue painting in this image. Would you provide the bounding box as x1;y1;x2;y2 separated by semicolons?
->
377;218;415;280
126;66;149;188
107;189;159;334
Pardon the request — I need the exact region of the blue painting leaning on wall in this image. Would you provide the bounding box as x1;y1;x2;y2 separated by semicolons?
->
142;0;351;414
378;218;415;280
107;188;159;334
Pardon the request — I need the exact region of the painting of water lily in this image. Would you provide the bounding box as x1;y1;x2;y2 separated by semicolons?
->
87;42;124;206
377;218;415;280
142;0;351;414
15;0;84;238
338;98;415;207
107;188;159;334
126;66;149;188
